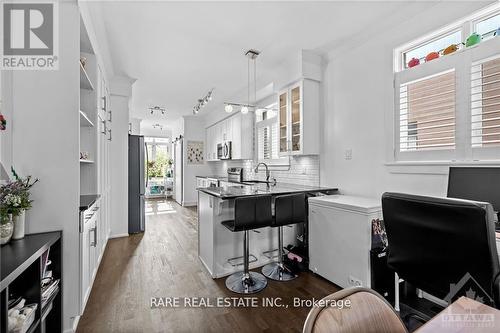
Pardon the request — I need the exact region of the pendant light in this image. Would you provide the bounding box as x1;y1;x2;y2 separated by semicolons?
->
225;49;260;114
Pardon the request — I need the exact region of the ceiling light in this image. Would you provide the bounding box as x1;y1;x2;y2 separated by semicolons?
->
192;88;215;115
149;106;166;115
224;49;260;116
152;123;163;130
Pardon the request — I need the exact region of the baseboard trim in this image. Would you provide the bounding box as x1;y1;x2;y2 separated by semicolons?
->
183;201;197;207
65;315;80;333
109;233;129;239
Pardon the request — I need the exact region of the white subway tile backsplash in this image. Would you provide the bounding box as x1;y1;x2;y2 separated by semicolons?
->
208;156;320;186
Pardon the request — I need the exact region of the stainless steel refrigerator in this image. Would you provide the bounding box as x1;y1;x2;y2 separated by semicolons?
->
128;135;145;233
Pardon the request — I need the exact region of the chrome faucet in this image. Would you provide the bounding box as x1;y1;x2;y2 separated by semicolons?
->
254;162;270;182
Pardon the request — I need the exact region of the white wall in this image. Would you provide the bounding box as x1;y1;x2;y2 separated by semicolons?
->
109;76;135;237
129;117;141;135
8;2;81;331
183;116;210;205
140;125;172;138
320;1;495;199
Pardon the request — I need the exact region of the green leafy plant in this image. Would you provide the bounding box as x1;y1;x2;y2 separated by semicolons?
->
147;150;169;178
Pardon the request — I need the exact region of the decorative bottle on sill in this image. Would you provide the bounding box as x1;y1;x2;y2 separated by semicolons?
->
12;209;25;240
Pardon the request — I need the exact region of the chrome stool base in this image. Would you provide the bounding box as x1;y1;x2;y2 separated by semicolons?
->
262;262;297;281
225;271;268;294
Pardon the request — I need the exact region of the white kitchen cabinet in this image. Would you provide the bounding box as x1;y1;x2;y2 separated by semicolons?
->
309;195;382;289
278;79;320;156
205;111;253;161
79;202;98;313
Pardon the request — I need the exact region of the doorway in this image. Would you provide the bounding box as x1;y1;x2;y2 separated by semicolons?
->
144;137;173;199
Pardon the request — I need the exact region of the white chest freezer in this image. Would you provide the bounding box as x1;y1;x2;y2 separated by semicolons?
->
308;195;382;288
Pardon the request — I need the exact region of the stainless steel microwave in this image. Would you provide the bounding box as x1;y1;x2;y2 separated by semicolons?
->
217;141;232;160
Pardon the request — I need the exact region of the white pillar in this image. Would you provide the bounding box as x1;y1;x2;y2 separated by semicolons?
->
109;75;136;237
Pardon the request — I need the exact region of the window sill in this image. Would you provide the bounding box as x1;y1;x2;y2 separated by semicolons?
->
385;160;500;175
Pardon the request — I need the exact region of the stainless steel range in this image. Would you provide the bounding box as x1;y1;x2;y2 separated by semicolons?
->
227;167;243;183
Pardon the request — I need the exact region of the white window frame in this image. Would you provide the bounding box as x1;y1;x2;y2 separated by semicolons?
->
254;105;288;164
394;2;500;72
390;3;500;166
392;39;500;164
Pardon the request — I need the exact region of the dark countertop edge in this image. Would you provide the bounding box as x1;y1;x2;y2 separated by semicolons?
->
1;231;62;291
198;187;339;200
79;194;101;211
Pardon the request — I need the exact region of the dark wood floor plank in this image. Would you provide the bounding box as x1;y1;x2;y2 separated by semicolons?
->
77;199;339;333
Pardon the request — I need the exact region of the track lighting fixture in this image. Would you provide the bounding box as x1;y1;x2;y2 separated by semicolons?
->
149;106;166;115
193;88;215;114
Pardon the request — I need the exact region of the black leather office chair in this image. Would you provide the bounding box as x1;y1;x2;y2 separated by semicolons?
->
382;192;500;319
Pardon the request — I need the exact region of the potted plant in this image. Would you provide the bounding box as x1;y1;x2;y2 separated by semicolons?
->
0;205;13;245
0;169;38;240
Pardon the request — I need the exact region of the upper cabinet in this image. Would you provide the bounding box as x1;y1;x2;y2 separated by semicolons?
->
278;79;320;156
206;112;253;161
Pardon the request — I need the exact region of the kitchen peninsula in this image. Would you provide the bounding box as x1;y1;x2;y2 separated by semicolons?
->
197;182;337;278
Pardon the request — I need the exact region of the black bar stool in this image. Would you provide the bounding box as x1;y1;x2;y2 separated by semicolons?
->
222;195;273;294
262;193;306;281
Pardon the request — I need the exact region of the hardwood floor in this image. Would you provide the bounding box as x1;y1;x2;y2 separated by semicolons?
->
77;198;339;333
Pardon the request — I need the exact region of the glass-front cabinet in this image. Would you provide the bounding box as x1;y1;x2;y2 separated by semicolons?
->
278;82;303;155
279;91;288;154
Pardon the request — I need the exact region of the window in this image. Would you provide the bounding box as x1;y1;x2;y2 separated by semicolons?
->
402;31;462;70
255;103;280;161
474;12;500;40
471;56;500;148
393;3;500;163
399;70;456;152
396;3;500;72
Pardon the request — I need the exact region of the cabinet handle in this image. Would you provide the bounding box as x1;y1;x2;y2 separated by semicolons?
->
94;225;98;247
102;96;107;111
90;227;96;246
108;129;112;141
108;110;112;122
100;118;107;135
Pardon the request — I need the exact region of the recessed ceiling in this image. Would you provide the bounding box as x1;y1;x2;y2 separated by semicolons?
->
86;1;484;130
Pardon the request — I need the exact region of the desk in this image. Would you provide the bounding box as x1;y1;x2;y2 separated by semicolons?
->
415;297;500;333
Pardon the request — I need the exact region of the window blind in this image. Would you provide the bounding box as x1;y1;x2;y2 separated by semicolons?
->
399;70;456;152
471;56;500;148
257;121;279;160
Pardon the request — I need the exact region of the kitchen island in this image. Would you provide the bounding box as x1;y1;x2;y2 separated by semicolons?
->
197;182;337;278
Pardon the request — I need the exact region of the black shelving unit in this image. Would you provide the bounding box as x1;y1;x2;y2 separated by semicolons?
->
1;231;62;333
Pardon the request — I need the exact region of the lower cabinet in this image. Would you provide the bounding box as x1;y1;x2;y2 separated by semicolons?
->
79;198;108;315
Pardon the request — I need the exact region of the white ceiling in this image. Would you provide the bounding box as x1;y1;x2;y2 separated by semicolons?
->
86;1;484;131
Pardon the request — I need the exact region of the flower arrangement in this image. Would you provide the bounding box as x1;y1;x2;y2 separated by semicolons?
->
0;168;38;224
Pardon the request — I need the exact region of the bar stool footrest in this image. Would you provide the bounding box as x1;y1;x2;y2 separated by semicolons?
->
227;254;258;267
262;248;279;259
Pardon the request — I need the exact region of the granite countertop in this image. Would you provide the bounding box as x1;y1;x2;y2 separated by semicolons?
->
79;194;101;211
196;175;228;180
198;183;338;199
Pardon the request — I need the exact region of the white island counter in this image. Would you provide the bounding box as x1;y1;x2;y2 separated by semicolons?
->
197;183;338;278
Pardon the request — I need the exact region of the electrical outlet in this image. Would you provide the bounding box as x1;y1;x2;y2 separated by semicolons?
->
348;275;363;287
345;149;352;160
